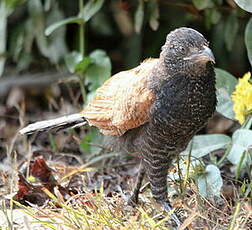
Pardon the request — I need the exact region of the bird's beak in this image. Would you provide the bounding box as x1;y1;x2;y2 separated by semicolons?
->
200;46;215;63
184;46;215;64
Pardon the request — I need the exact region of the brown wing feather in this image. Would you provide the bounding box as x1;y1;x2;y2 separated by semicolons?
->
81;58;158;136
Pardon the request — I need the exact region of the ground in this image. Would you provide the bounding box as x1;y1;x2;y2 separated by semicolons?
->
0;84;251;230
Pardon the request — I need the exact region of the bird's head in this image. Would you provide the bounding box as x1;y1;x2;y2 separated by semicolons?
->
160;27;215;76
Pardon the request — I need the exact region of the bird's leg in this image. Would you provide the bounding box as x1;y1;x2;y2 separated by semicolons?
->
145;156;182;228
128;160;145;205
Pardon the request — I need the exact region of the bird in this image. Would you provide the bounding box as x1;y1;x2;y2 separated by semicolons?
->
20;27;216;227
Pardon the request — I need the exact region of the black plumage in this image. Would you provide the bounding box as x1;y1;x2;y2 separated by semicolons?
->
20;27;216;227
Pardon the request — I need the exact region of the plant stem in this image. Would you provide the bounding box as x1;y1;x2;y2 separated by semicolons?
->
217;144;232;166
79;79;86;104
241;114;252;129
79;0;86;103
236;150;246;180
79;0;85;58
184;142;192;189
228;202;240;230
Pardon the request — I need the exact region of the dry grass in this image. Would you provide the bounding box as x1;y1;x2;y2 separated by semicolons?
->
0;151;251;230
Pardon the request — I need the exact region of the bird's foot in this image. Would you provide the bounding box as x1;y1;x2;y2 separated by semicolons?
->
159;200;188;230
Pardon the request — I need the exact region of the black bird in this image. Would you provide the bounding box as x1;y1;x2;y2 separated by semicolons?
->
20;27;216;227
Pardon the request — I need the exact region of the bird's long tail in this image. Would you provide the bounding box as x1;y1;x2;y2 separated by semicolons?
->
19;113;87;135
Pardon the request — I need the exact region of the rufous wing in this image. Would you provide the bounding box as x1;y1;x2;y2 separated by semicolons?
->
81;58;158;136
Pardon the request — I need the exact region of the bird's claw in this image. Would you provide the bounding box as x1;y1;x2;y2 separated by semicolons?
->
159;200;188;230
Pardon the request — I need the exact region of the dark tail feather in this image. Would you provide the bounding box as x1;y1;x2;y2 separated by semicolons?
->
19;113;87;135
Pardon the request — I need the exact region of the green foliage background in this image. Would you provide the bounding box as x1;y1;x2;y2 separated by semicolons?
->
1;0;251;76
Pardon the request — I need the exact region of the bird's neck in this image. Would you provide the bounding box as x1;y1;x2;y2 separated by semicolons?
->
149;61;216;124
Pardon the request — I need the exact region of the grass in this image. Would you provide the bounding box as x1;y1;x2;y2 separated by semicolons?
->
1;159;251;230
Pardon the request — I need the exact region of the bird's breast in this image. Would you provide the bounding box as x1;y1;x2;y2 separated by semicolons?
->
146;71;216;149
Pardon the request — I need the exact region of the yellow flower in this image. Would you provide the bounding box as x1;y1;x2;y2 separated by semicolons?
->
232;72;252;124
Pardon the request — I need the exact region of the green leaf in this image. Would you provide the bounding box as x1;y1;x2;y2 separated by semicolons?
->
135;0;144;33
234;0;252;13
65;51;92;74
64;51;83;73
24;19;35;53
81;0;104;22
211;9;221;24
204;9;221;29
227;129;252;168
225;13;239;51
192;0;214;10
45;4;68;63
16;52;32;71
242;115;252;129
27;1;68;64
216;88;236;120
75;57;92;75
45;17;83;36
196;164;223;198
181;134;231;158
4;0;25;9
215;68;237;94
9;19;24;61
215;68;238;120
28;0;49;60
85;49;111;92
245;17;252;67
148;0;159;31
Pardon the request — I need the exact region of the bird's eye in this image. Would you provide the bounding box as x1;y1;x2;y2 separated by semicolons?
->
170;44;175;49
